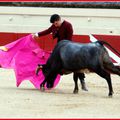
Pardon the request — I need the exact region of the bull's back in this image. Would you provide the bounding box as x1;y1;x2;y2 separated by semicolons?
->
60;42;103;70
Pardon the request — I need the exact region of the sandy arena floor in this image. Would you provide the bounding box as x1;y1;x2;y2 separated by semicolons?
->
0;68;120;118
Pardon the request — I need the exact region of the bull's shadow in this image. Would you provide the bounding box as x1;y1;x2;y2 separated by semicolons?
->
0;86;110;98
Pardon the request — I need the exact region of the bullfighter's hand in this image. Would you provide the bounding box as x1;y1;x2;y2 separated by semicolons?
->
32;33;39;41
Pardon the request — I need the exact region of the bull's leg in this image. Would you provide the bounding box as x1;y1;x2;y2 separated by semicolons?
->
103;53;120;76
40;80;47;91
95;69;113;97
104;62;120;76
73;73;79;94
40;71;51;91
78;73;88;91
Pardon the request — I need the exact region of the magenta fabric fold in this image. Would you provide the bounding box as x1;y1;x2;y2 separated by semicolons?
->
0;34;60;89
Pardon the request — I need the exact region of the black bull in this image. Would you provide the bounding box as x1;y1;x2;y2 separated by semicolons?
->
36;40;120;96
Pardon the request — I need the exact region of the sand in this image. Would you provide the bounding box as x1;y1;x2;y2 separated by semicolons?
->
0;68;120;118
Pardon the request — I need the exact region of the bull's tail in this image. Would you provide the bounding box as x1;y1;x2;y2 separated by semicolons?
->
97;40;120;56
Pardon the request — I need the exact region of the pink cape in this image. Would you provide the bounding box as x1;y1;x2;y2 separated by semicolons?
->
0;34;60;89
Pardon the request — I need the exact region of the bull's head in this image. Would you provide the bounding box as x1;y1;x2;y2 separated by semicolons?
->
36;64;54;89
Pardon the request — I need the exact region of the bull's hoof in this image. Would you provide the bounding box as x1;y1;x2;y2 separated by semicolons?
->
82;87;88;91
47;84;52;89
48;88;52;90
108;94;113;98
40;86;45;91
73;89;79;94
108;92;114;97
81;83;88;91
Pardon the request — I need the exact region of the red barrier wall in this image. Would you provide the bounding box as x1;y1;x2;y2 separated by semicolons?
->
0;32;120;57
